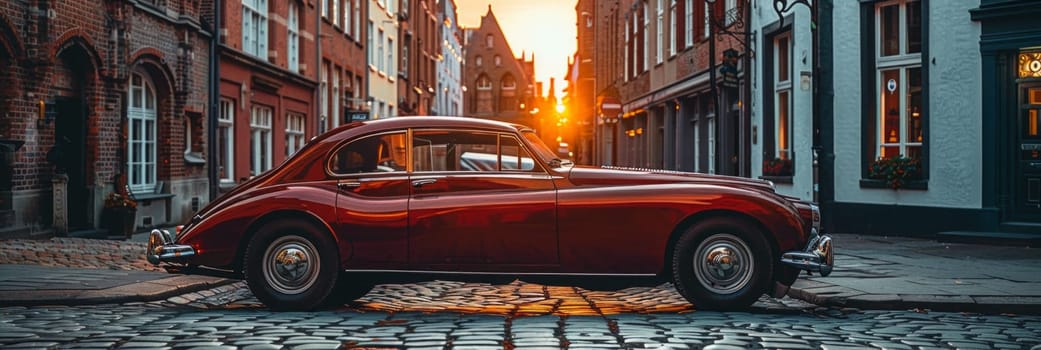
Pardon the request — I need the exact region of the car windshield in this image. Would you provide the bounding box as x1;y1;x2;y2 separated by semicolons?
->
521;130;563;166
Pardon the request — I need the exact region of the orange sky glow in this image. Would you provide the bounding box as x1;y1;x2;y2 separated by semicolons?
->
454;0;577;98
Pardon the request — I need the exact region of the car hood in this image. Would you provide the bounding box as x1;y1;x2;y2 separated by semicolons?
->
565;165;777;194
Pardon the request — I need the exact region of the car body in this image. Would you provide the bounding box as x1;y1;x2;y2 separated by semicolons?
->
147;116;833;310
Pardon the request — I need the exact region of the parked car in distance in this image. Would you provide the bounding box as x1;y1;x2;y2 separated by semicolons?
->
147;116;833;311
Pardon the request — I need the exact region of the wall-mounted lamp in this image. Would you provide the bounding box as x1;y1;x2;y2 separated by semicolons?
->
37;99;57;127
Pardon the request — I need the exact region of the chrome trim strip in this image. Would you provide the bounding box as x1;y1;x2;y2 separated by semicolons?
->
341;269;657;277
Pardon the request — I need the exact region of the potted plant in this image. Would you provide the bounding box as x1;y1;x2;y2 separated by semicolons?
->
102;191;137;239
762;157;793;177
868;155;921;189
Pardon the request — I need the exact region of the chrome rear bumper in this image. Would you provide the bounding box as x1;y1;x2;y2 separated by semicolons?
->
780;231;834;277
146;229;195;265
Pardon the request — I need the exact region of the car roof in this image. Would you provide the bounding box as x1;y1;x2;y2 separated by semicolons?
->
348;116;531;133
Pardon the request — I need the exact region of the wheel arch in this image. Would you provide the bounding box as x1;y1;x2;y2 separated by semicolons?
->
233;210;340;274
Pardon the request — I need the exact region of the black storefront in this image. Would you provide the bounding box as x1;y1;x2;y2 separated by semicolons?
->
972;0;1041;232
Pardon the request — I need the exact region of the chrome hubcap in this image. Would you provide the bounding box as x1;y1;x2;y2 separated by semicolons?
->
263;235;319;295
693;233;753;294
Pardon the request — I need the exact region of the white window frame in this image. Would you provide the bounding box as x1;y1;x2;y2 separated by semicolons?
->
388;37;395;76
643;0;650;72
875;0;923;160
368;20;375;69
127;72;157;193
775;32;793;160
624;18;630;81
477;75;492;90
378;29;385;73
286;112;306;157
332;0;339;26
242;0;269;59
685;0;693;48
669;0;677;56
218;99;235;184
288;1;299;73
344;0;352;35
322;0;328;18
354;1;361;42
250;105;273;176
656;0;664;64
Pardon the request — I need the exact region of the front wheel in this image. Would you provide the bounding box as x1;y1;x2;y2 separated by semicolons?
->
671;218;773;310
244;220;339;311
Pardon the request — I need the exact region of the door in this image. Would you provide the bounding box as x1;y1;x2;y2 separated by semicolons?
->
54;97;88;230
331;131;410;269
1017;85;1041;221
408;129;558;271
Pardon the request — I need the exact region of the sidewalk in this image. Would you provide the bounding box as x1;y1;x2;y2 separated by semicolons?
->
1;233;1040;314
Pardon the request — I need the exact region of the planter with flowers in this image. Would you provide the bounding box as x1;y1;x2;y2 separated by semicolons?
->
762;157;793;177
102;192;137;239
868;155;921;189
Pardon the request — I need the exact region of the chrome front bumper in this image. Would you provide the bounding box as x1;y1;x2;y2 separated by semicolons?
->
146;229;195;265
780;231;834;277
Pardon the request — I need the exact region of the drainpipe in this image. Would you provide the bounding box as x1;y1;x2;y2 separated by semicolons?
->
207;0;222;201
315;0;323;134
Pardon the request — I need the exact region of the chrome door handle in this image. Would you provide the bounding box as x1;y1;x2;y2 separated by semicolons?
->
337;182;362;190
411;179;438;187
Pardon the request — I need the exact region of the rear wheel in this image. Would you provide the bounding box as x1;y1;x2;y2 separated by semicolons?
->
244;220;338;311
671;218;773;310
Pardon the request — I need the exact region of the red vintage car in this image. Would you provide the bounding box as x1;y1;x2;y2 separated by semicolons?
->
147;116;832;311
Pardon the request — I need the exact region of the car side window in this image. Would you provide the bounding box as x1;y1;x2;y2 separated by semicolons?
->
330;132;407;175
499;135;537;172
413;130;500;172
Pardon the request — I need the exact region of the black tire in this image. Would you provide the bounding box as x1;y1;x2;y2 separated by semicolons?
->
323;274;375;307
671;217;773;310
243;220;339;311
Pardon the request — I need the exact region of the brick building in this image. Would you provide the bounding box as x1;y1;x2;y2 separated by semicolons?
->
397;0;440;116
462;5;534;126
0;0;211;237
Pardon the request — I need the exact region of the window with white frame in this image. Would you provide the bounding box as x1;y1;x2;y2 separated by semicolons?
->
875;0;922;160
286;112;306;157
669;0;676;56
250;105;273;176
643;0;650;71
321;61;329;128
322;0;328;18
344;0;352;35
656;0;663;64
354;1;361;41
127;72;157;193
242;0;268;59
332;66;340;126
378;29;385;72
704;1;711;39
486;34;493;48
632;12;638;77
288;1;299;73
218;99;234;183
725;0;736;26
332;0;338;26
624;18;630;81
477;75;492;90
685;0;693;47
774;33;792;161
368;20;375;68
388;37;395;76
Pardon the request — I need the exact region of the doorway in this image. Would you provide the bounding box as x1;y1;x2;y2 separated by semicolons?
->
1015;83;1041;222
54;97;89;230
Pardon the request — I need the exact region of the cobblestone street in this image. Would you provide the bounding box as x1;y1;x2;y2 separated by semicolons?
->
2;303;1040;349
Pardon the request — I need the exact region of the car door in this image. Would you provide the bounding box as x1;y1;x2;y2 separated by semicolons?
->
408;129;558;271
330;130;411;270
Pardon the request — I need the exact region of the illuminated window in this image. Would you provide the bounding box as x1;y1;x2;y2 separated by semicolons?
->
875;0;922;160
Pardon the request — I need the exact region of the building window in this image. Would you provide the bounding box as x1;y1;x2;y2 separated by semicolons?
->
332;66;340;127
501;74;517;111
354;1;361;41
322;0;328;18
494;55;501;67
874;0;923;161
127;72;157;193
378;29;385;72
332;0;339;26
288;1;299;73
624;18;630;81
656;0;664;64
402;35;410;78
388;37;395;76
218;99;234;183
643;0;650;71
368;21;375;68
775;33;792;161
685;0;693;48
475;74;493;114
242;0;268;59
704;1;710;39
250;105;273;176
486;34;493;48
286;112;305;157
321;61;329;129
475;55;483;67
344;0;352;35
669;0;677;56
725;0;737;26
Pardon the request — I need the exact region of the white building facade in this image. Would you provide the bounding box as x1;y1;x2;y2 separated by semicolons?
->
434;0;464;116
750;0;815;201
368;0;398;119
828;0;985;234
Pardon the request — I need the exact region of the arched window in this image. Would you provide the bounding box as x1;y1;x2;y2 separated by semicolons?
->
127;71;157;193
499;74;518;111
475;55;483;67
475;74;493;114
486;34;493;48
494;55;501;67
476;75;492;90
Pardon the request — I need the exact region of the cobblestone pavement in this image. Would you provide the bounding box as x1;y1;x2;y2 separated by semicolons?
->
0;237;161;272
1;303;1039;349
